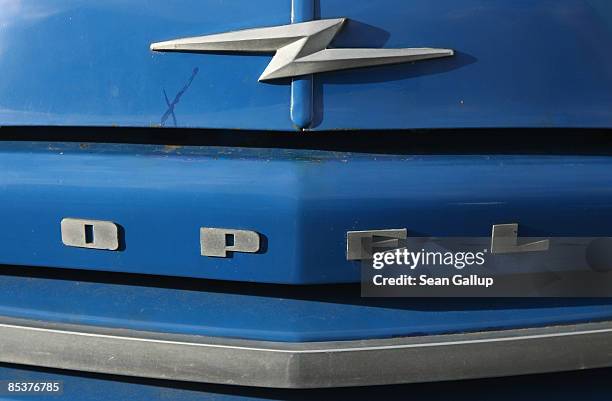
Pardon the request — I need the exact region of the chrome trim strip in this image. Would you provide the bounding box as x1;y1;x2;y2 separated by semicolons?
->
0;317;611;388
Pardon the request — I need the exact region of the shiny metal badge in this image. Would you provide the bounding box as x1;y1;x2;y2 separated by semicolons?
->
61;218;119;251
200;228;261;257
348;224;551;260
346;229;408;261
150;18;453;82
490;223;550;254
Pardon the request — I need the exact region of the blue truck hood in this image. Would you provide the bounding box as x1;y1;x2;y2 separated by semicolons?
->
0;0;611;131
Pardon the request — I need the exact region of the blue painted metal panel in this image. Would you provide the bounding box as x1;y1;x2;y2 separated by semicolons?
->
1;364;612;400
2;142;612;342
0;0;292;130
314;0;612;129
290;0;315;129
1;142;612;284
0;272;612;341
0;1;610;130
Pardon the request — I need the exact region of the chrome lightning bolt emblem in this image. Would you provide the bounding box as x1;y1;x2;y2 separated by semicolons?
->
150;18;454;82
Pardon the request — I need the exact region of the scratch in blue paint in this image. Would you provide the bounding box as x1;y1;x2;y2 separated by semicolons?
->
161;67;199;127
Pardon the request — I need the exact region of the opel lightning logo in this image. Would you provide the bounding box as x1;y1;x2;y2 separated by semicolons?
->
150;18;454;81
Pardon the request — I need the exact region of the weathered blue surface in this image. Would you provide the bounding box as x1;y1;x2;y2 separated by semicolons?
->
0;141;611;342
315;0;612;129
0;0;610;130
1;272;612;342
0;0;611;393
2;142;612;284
0;0;292;129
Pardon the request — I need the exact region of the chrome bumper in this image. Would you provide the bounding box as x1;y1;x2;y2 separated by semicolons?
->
0;317;611;388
